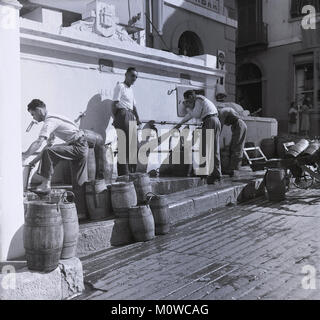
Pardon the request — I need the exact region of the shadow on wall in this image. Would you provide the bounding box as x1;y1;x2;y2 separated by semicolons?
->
79;94;114;142
7;226;24;261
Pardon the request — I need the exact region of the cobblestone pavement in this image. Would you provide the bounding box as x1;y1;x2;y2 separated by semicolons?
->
77;187;320;300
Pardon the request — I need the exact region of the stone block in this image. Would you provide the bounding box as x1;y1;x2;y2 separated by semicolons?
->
0;258;84;300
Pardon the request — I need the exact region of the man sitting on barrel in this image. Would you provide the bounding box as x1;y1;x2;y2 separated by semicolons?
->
22;99;89;194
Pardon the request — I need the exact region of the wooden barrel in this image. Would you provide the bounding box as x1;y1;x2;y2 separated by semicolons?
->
87;148;96;182
303;141;320;156
148;193;170;235
287;139;310;158
260;138;276;159
59;192;79;260
23;201;63;272
129;173;152;204
85;180;112;220
111;182;137;210
103;144;114;184
265;169;287;202
129;205;155;242
110;209;134;246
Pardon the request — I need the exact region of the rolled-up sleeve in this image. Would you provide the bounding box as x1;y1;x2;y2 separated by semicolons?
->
39;119;58;139
113;83;122;102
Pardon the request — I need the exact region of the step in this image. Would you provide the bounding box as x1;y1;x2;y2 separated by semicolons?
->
76;170;265;258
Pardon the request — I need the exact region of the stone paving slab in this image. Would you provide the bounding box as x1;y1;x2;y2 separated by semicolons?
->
75;187;320;300
0;258;84;300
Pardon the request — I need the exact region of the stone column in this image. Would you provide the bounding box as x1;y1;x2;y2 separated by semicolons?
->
0;0;24;261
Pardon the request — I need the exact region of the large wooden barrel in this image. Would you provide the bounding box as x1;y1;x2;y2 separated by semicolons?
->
110;209;134;246
129;173;152;204
87;148;96;182
23;201;63;272
129;206;155;242
103;144;114;184
59;192;79;260
148;193;170;235
265;169;287;202
111;182;137;210
260;138;276;159
287;139;310;158
85;180;112;220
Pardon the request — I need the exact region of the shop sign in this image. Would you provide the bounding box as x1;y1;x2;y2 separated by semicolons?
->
186;0;220;13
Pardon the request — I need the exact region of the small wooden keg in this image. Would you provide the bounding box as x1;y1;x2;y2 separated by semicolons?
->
129;205;155;242
110;209;134;246
287;139;309;158
111;182;137;210
265;169;287;202
86;180;112;220
23;201;63;272
129;173;152;204
147;193;170;235
59;192;79;260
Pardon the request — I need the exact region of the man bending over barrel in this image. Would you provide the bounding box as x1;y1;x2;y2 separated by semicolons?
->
22;99;89;194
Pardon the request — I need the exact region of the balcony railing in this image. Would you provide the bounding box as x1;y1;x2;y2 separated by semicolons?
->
237;22;269;49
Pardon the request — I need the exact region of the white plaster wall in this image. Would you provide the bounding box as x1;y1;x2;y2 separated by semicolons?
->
263;0;302;46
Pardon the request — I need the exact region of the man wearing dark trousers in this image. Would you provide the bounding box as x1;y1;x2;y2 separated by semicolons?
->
175;90;222;185
113;67;141;176
22;99;88;194
218;106;247;176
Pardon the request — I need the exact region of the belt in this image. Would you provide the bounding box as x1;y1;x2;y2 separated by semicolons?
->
202;114;218;122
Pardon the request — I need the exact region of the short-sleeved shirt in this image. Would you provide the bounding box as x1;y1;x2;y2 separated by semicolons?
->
113;82;136;111
182;95;218;122
218;107;240;127
39;114;82;144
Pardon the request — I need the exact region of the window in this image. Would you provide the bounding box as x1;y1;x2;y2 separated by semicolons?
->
178;31;204;57
295;63;314;106
290;0;320;18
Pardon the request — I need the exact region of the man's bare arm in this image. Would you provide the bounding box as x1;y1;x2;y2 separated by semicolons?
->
22;137;46;160
133;105;141;125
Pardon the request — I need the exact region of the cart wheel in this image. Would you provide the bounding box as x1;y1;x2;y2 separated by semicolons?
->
293;172;314;190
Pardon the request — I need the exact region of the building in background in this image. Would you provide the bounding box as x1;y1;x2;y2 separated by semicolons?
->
145;0;238;101
236;0;320;135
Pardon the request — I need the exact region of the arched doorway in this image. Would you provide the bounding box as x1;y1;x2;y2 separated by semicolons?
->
236;63;263;115
178;31;204;57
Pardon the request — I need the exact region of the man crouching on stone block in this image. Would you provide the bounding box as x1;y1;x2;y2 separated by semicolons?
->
22;99;89;194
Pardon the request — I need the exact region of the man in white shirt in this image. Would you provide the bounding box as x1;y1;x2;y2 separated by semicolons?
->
175;90;222;184
22;99;89;194
113;67;141;176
